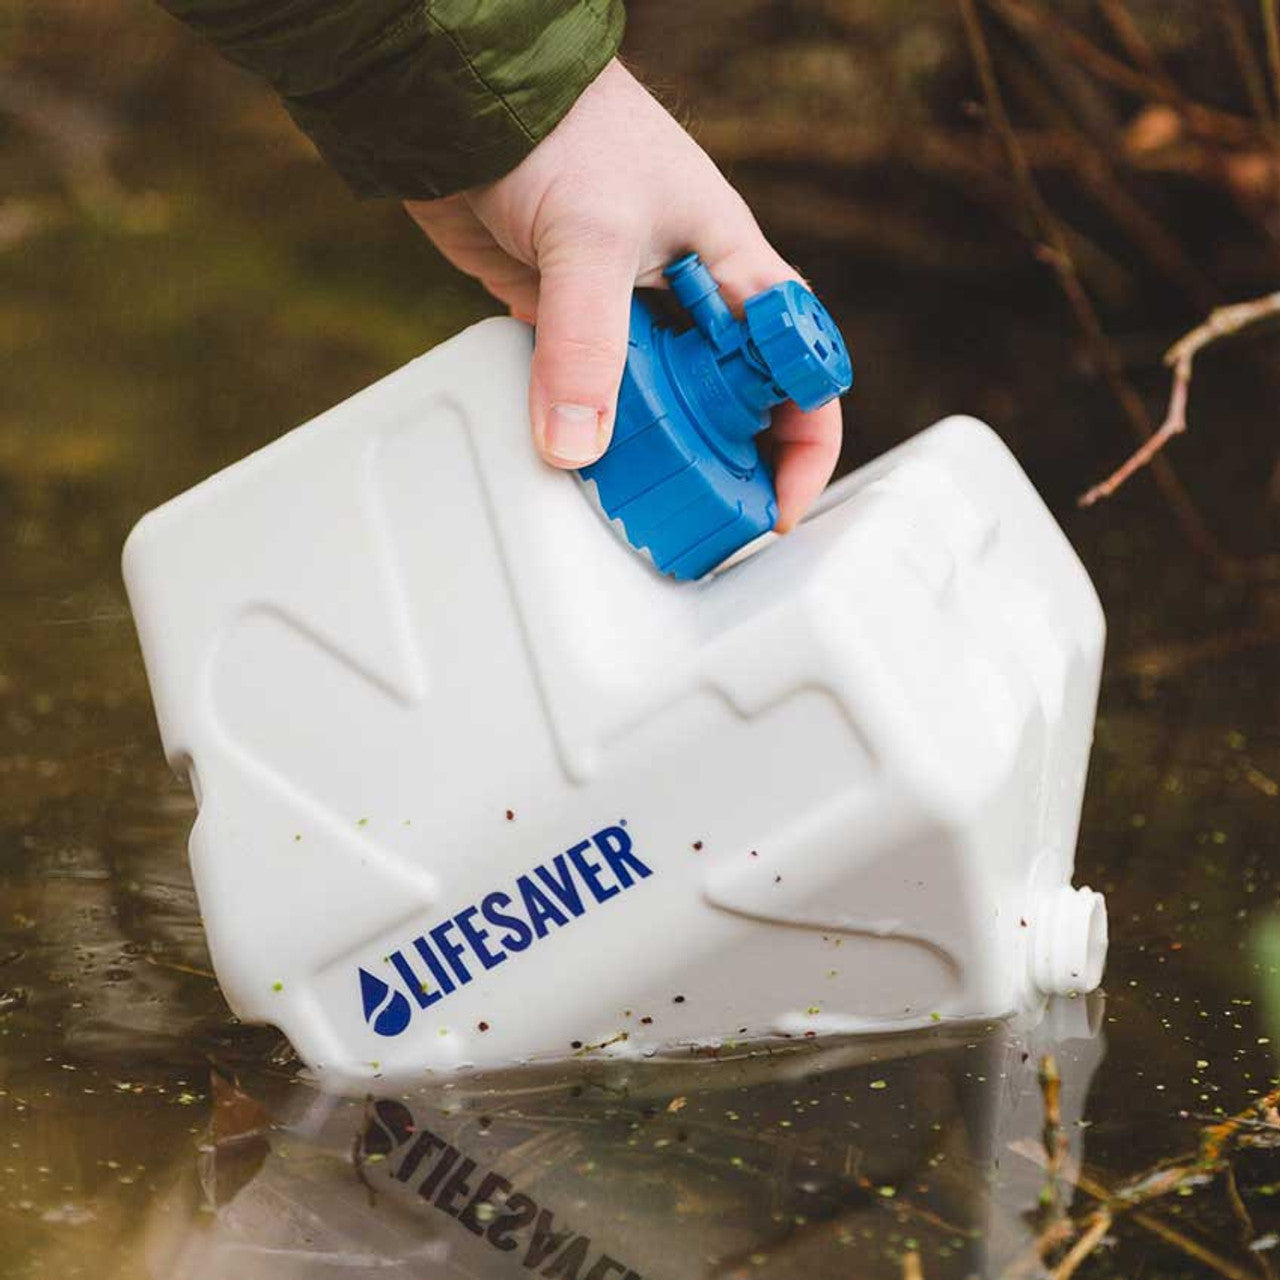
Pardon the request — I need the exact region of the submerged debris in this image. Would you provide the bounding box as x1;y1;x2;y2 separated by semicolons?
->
0;988;27;1015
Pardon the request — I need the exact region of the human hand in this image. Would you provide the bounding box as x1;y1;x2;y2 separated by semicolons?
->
405;59;843;533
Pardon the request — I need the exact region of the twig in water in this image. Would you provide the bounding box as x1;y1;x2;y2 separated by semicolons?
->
1006;1083;1280;1278
145;953;216;980
902;1250;924;1280
1009;1140;1263;1280
1080;291;1280;506
1223;1162;1277;1280
1039;1054;1068;1216
1051;1210;1112;1280
1203;1084;1280;1164
352;1095;380;1204
1132;1207;1264;1280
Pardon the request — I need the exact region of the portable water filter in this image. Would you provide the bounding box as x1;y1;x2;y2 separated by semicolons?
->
123;260;1107;1091
580;252;851;578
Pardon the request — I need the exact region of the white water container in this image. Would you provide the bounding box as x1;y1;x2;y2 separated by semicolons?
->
123;316;1106;1091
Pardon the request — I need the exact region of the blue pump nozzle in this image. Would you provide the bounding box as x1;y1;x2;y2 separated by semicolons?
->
578;253;852;580
665;253;738;350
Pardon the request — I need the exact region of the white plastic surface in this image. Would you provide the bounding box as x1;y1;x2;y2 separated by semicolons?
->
123;317;1107;1090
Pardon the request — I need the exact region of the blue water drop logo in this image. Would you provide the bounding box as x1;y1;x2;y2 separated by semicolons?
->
359;967;412;1037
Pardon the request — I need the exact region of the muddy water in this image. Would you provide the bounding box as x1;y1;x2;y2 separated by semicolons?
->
5;13;1280;1278
4;499;1279;1280
5;295;1280;1280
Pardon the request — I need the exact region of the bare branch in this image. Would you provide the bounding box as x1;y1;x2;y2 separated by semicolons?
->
1079;291;1280;505
1050;1212;1112;1280
1265;0;1280;130
956;0;1237;575
990;0;1264;146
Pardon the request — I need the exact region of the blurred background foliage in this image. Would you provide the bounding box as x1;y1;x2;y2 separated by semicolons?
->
0;1;1277;484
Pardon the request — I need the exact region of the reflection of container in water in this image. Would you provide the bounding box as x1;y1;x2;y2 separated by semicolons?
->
137;1000;1106;1280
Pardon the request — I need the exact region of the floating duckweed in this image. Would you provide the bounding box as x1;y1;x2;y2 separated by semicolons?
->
870;1079;887;1090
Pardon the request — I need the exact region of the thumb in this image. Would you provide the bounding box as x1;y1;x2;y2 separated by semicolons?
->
529;243;636;468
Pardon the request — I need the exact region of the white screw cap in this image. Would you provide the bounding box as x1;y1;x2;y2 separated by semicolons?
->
1031;885;1108;996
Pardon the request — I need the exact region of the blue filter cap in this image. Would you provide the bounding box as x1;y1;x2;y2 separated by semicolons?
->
578;254;853;581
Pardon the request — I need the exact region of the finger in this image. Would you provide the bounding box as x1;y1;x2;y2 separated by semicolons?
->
768;399;844;533
708;247;805;314
529;240;638;468
478;264;538;321
686;200;804;312
687;214;842;526
405;197;540;318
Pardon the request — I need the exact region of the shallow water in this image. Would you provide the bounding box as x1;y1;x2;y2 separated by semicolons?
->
3;592;1279;1280
5;9;1280;1277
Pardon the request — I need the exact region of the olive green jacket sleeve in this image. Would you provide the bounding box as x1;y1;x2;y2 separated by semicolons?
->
157;0;625;199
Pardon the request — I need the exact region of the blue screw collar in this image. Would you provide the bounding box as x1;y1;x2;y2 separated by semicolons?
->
579;254;852;581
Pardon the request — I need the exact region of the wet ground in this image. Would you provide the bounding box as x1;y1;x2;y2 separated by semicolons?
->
4;6;1280;1278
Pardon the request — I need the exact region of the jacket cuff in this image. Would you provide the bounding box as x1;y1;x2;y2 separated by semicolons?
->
282;1;625;199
